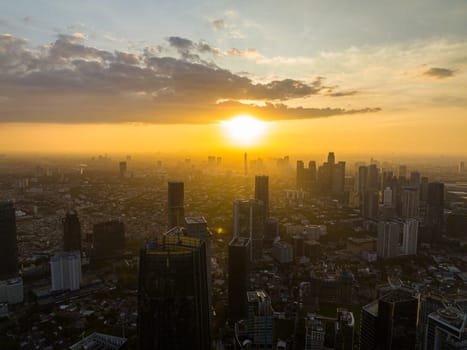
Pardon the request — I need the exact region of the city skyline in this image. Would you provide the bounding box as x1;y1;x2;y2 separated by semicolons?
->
1;1;466;155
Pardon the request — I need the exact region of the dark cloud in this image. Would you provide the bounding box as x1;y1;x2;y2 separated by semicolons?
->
0;33;379;124
423;67;455;79
328;90;358;97
212;19;225;31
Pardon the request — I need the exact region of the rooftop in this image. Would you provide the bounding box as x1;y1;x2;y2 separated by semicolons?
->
69;332;127;350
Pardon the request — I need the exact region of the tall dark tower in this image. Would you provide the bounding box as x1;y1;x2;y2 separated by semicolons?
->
63;211;81;252
0;201;19;280
426;182;444;242
244;152;248;176
328;152;336;166
119;161;127;178
228;237;250;321
167;181;184;229
255;175;269;218
138;235;210;349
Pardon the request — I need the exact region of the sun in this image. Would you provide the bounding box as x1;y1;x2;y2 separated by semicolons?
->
221;115;268;147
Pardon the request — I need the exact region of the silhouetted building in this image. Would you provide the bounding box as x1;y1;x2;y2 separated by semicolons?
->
360;288;420;350
119;161;127;178
332;161;346;195
63;211;81;252
401;186;419;218
0;201;19;280
377;220;400;259
138;235;210;349
263;217;279;248
459;161;465;174
367;164;379;191
233;199;265;260
167;181;185;229
446;211;467;239
425;182;444;242
401;219;418;256
92;221;125;259
363;190;379;219
297;160;317;192
255;175;269;218
228;237;250;321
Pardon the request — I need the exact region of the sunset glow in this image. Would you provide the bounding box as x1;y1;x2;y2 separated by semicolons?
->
221;115;269;147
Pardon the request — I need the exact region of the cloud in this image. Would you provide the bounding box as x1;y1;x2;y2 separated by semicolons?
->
0;33;379;124
328;91;358;97
228;48;260;58
212;19;225;31
423;67;455;79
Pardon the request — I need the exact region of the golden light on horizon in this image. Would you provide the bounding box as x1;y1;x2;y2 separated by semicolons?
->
221;115;269;147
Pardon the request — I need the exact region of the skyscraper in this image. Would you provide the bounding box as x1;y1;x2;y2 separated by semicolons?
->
363;190;379;220
335;309;355;350
332;161;346;195
426;182;444;242
305;314;325;350
401;186;420;218
138;235;210;349
0;201;19;281
426;306;466;350
377;220;400;259
63;211;81;252
92;220;125;259
119;161;127;178
167;181;184;229
360;288;420;350
246;290;274;348
255;175;269;218
50;251;81;291
233;199;265;260
228;237;250;321
400;219;418;256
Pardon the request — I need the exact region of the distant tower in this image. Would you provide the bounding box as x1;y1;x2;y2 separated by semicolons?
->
401;186;419;218
377;220;400;259
426;182;444;242
328;152;335;166
400;219;418;256
167;181;185;229
0;201;19;280
233;199;265;261
459;161;465;174
63;211;81;252
228;237;250;321
255;175;269;218
137;235;210;349
244;152;248;176
119;161;127;178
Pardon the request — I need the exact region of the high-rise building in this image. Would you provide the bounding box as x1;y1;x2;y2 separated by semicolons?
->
244;152;248;176
363;190;379;219
255;175;269;218
50;251;81;292
0;201;19;281
401;186;420;218
69;332;128;350
459;161;465;174
426;306;466;350
167;181;184;229
246;290;274;348
410;171;421;188
377;220;400;259
400;219;418;256
92;221;125;259
425;182;444;242
297;161;317;192
360;288;420;350
358;166;368;194
263;217;279;248
332;161;346;195
233;199;265;261
119;161;127;178
328;152;335;166
399;165;408;179
334;308;355;350
305;314;325;350
63;211;81;252
228;237;250;321
383;187;393;208
367;164;379;191
137;235;210;349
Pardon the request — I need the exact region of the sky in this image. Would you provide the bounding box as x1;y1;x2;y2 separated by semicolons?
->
0;0;466;156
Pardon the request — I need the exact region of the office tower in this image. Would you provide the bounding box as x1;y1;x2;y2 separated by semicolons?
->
420;176;429;201
119;161;127;177
400;219;418;255
332;161;346;195
246;290;274;348
296;160;305;189
377;220;400;259
63;211;81;252
426;182;444;242
382;171;393;189
399;165;407;179
138;235;210;349
367;164;379;191
233;199;265;261
446;211;467;238
228;237;250;321
401;186;419;218
383;187;393;208
293;235;305;258
410;171;420;187
425;306;466;350
358;166;368;193
360;288;420;350
263;217;279;248
244;152;248;176
297;161;317;192
92;221;125;259
167;181;184;229
50;251;81;291
185;217;212;312
255;175;269;218
328;152;335;166
0;201;19;280
363;190;379;219
335;309;355;350
305;314;325;350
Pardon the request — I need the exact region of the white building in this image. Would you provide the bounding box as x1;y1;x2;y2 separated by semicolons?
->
50;251;81;292
401;219;418;256
383;187;393;208
377;220;401;259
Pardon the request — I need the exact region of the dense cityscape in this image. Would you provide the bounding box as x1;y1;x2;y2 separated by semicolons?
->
0;152;466;349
